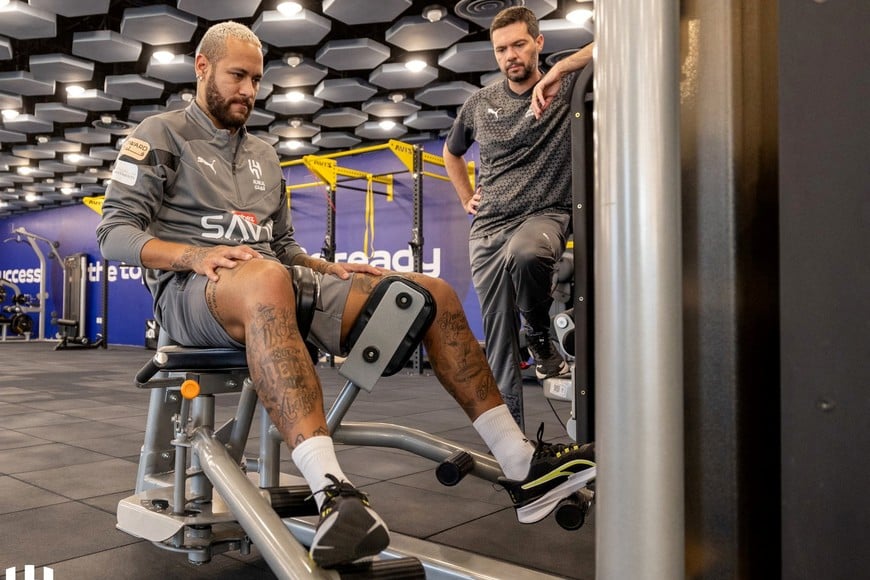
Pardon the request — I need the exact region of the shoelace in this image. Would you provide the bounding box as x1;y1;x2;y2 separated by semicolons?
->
531;422;586;459
310;474;369;506
529;335;555;358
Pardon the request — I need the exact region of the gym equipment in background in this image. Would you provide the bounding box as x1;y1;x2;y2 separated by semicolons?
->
1;227;62;341
54;254;107;350
0;278;35;340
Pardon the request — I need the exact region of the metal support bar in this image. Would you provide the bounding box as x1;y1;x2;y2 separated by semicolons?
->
410;145;424;373
333;422;503;483
595;1;684;579
192;428;332;580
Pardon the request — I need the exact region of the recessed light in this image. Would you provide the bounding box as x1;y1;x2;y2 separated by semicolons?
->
277;2;302;17
152;50;175;64
379;120;396;130
422;5;447;23
405;59;427;73
566;8;593;24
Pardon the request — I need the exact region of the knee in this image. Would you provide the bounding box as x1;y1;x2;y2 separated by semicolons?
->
412;274;457;306
234;260;294;307
508;246;554;275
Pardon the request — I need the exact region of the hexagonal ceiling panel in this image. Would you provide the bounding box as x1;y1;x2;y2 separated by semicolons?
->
323;0;411;25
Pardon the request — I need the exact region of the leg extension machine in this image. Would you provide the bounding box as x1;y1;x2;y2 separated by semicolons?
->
117;271;590;579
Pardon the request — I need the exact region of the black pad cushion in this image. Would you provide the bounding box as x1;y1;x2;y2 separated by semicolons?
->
289;265;318;340
343;276;436;377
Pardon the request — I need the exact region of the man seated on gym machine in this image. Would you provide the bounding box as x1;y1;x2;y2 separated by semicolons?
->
96;21;595;569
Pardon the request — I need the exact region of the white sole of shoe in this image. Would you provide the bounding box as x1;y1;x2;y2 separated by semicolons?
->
535;362;570;381
515;466;597;524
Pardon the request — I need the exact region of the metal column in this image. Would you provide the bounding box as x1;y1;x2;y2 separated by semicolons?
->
595;1;684;579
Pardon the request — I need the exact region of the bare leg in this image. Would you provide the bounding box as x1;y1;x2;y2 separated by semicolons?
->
340;272;504;421
206;259;327;448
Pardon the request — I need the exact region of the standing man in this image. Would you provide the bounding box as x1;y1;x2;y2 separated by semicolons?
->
98;21;595;570
444;6;594;426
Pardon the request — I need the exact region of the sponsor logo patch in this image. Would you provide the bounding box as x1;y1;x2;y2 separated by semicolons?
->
121;137;150;161
111;159;138;186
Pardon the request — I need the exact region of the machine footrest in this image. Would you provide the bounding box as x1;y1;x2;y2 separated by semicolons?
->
264;485;318;518
435;450;474;486
335;556;425;579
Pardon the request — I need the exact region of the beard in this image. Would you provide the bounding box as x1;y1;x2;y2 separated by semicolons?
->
204;74;253;129
504;59;535;83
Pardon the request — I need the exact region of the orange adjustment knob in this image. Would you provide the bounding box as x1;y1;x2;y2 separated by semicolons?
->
180;379;201;400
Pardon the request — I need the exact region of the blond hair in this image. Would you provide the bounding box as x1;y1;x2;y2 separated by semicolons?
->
196;21;261;63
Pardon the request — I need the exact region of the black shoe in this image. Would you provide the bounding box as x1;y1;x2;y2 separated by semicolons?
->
500;423;596;523
309;474;390;568
527;331;570;380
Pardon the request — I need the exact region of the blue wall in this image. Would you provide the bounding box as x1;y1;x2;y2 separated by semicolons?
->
0;138;484;347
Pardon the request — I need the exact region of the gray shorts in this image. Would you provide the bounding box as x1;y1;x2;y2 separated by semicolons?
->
155;269;351;354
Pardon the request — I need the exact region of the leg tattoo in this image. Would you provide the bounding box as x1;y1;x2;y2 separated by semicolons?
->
246;302;325;448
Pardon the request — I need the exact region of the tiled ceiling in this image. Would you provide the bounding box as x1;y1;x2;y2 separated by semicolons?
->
0;0;594;216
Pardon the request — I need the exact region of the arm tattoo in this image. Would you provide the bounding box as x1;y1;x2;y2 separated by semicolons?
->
170;246;209;271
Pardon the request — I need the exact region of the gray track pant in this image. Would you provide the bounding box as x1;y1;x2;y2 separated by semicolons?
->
469;212;570;429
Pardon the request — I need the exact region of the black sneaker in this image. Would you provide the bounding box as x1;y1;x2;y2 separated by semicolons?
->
500;423;596;524
309;474;390;568
527;331;570;380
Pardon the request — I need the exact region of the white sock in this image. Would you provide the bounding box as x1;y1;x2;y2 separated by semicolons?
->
290;435;349;509
473;405;534;480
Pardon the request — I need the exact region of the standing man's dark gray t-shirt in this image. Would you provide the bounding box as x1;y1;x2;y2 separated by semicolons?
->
445;72;577;239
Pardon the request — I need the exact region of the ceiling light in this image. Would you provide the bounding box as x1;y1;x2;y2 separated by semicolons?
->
287;90;305;102
25;193;38;202
36;135;49;143
566;9;593;24
379;120;396;130
405;59;427;73
67;153;82;163
284;53;303;67
289;118;302;128
1;109;19;120
88;167;98;173
100;114;114;125
566;1;594;25
287;140;303;150
66;85;85;96
180;90;194;102
17;166;33;175
61;187;75;195
422;5;447;23
389;92;405;103
152;50;175;63
276;2;303;17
